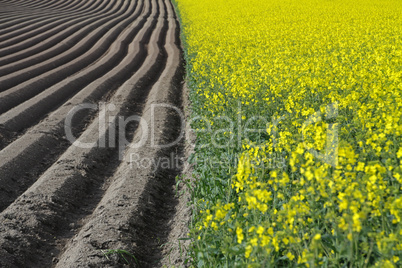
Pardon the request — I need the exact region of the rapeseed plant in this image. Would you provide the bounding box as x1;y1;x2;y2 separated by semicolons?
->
174;0;402;266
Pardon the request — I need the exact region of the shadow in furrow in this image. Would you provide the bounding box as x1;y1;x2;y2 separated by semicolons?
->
129;8;186;267
0;0;109;50
0;0;129;91
0;0;156;211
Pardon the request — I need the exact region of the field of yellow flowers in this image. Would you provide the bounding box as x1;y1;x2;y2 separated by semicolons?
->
173;0;402;266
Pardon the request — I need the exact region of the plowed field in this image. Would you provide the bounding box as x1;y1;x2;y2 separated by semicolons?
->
0;0;189;266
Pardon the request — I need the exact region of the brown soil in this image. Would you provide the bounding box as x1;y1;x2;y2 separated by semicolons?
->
0;0;191;267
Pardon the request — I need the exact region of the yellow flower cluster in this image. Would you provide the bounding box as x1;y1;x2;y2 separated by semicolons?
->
174;0;402;266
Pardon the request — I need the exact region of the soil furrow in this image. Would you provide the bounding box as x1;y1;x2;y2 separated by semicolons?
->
0;0;152;208
0;0;106;47
43;0;84;10
0;0;106;43
0;0;172;265
57;0;185;266
0;12;63;30
0;0;99;22
16;0;66;10
22;0;62;10
54;0;95;12
0;0;133;104
0;0;102;35
51;0;97;12
0;0;130;92
0;0;119;60
47;0;101;13
0;0;188;267
0;12;73;32
41;0;79;11
0;0;149;132
0;0;40;8
0;0;116;71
